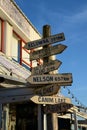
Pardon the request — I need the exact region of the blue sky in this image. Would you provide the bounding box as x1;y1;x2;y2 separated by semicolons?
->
15;0;87;107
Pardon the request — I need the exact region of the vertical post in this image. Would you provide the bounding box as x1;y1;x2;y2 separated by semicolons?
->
43;25;51;63
52;113;58;130
43;25;58;130
42;25;51;130
37;25;51;130
1;20;4;52
74;110;78;130
43;25;59;130
38;105;42;130
19;40;22;65
3;104;9;130
0;104;2;130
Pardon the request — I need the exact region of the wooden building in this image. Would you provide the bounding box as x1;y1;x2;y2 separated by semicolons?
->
0;0;41;130
0;1;87;130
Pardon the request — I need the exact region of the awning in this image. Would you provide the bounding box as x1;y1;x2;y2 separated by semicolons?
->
0;52;31;87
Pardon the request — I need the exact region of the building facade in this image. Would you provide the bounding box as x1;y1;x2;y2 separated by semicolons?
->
0;0;41;130
0;1;87;130
0;0;41;68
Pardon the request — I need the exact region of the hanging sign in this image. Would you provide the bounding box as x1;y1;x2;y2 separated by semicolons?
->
24;33;65;50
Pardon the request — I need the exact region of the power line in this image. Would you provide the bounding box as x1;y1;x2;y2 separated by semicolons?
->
62;86;87;112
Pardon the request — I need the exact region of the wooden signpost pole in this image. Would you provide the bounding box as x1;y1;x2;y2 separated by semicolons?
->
38;25;51;130
42;25;51;130
42;25;58;130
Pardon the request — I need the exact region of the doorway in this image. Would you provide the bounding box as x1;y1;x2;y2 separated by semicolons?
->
16;102;38;130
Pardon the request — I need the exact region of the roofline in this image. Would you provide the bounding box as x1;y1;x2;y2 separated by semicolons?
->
11;0;41;37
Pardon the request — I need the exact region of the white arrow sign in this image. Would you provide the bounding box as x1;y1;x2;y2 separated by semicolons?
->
30;44;67;60
30;95;71;104
24;33;65;50
27;73;73;85
31;60;62;75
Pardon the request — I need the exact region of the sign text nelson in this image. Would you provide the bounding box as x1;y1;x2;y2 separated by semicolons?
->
27;73;73;85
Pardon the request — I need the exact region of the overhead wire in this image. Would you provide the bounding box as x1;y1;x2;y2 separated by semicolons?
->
62;86;87;113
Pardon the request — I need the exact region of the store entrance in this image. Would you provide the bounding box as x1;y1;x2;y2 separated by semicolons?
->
16;102;38;130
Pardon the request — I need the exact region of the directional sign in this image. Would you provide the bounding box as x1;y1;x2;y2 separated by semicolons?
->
34;84;60;96
30;44;67;60
27;73;73;85
44;103;73;114
24;33;65;50
30;95;71;104
32;60;62;75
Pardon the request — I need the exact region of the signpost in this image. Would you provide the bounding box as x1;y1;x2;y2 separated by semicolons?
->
30;95;71;104
23;25;73;130
44;103;73;114
34;84;60;96
24;33;65;50
0;24;74;130
30;44;67;60
27;73;73;85
32;60;62;75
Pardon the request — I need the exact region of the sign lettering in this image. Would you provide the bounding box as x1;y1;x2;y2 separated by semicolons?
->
34;84;60;96
30;44;67;60
24;33;65;50
32;60;62;75
44;103;73;113
30;95;71;104
27;73;72;85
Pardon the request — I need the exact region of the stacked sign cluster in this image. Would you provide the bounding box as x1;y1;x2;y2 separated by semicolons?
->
24;30;73;113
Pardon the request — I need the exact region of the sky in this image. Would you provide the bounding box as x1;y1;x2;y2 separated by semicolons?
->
14;0;87;108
